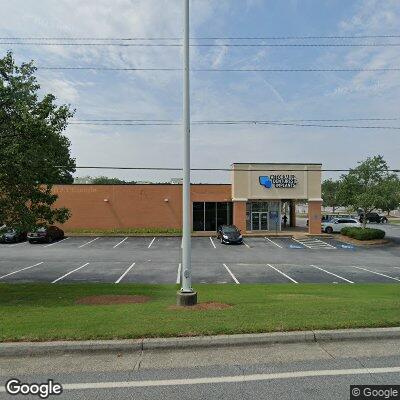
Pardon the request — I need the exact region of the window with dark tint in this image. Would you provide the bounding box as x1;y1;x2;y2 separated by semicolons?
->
193;203;205;231
204;203;217;231
193;202;233;231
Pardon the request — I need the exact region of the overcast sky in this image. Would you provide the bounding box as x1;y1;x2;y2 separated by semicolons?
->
1;0;400;183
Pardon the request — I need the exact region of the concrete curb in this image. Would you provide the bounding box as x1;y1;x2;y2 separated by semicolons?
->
1;327;400;357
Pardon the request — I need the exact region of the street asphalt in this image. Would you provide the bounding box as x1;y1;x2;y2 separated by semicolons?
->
0;234;399;284
1;337;400;399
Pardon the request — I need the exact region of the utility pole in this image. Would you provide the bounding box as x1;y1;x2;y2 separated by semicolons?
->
177;0;197;306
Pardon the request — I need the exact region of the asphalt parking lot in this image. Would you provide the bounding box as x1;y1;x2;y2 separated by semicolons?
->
1;235;399;285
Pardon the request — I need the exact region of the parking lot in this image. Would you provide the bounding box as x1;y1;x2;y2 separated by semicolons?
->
1;235;399;285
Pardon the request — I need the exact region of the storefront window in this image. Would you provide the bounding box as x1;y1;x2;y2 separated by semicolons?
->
193;202;233;231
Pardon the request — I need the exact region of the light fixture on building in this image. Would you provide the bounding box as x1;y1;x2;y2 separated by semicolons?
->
164;198;169;203
104;199;109;203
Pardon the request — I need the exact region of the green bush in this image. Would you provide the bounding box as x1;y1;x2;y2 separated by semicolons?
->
341;227;385;240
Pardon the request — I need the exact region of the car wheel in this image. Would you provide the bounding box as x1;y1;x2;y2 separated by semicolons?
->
325;227;333;234
47;236;53;244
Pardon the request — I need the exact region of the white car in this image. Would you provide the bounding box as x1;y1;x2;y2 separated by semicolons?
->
321;218;361;234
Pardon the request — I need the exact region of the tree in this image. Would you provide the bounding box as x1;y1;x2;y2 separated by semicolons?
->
321;179;341;212
91;176;136;185
337;155;397;228
375;175;400;216
0;52;76;231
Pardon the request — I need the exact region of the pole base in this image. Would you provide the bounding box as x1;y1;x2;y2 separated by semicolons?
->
176;291;198;307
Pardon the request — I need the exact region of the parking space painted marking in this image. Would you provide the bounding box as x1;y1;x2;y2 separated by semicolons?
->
223;263;240;284
148;237;156;249
209;237;216;249
351;266;400;282
78;237;100;248
176;263;182;284
292;237;335;250
243;241;250;249
0;262;44;280
44;237;70;248
52;263;90;283
115;262;136;284
291;238;309;248
310;265;354;284
113;237;128;249
9;242;28;248
265;237;283;248
266;264;298;284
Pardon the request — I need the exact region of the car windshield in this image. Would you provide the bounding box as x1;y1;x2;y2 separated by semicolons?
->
37;227;47;233
6;229;16;234
222;226;238;233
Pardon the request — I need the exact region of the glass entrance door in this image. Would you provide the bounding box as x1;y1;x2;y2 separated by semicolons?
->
260;212;269;230
251;213;260;231
251;212;269;230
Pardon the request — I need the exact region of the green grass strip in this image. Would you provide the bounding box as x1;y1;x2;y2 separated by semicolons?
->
0;283;399;342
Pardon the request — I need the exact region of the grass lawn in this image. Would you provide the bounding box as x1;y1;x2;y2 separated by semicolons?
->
0;283;399;342
66;228;182;236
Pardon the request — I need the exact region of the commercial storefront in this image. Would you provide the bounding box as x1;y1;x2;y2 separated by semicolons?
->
53;163;322;234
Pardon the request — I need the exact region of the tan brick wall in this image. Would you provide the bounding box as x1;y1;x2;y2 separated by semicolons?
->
53;185;231;230
308;200;322;234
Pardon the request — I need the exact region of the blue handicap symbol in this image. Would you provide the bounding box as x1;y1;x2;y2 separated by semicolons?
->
341;244;355;250
289;245;304;249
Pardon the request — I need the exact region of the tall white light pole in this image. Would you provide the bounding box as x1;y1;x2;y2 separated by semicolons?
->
177;0;197;306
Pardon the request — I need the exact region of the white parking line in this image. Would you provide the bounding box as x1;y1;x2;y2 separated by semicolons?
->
312;239;336;249
351;266;400;282
52;263;90;284
113;237;128;249
265;237;283;248
223;263;240;284
148;237;156;249
310;265;354;284
0;262;44;280
291;238;310;249
176;263;182;284
266;264;298;283
209;237;216;249
78;237;99;248
243;241;250;249
9;242;28;248
44;237;70;248
115;262;136;284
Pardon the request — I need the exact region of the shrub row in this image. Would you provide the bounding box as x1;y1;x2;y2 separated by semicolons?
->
341;227;385;241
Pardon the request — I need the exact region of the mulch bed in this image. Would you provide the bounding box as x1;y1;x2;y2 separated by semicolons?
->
169;302;232;311
76;295;151;305
338;235;390;246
